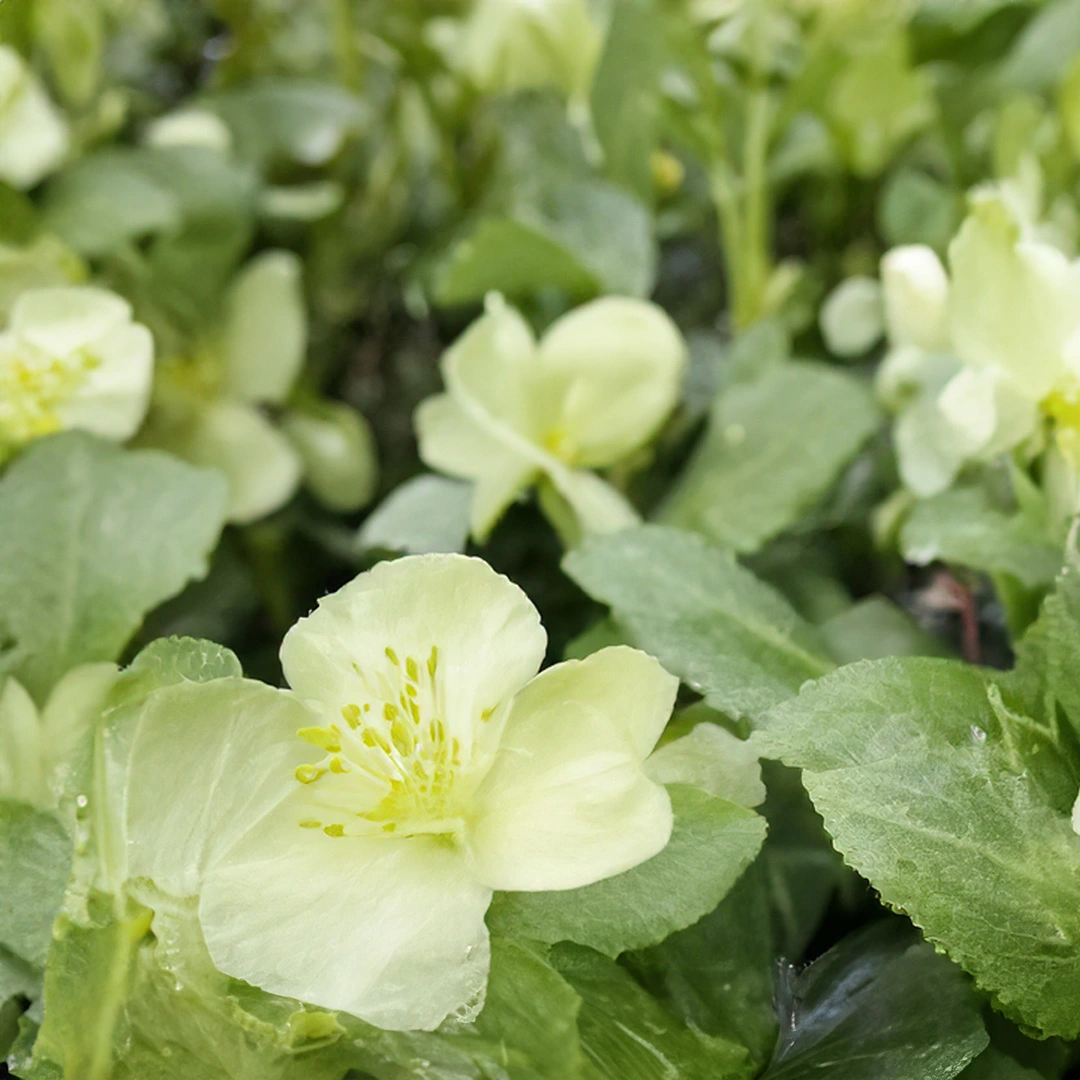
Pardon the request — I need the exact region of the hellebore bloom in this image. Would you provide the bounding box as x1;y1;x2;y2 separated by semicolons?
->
124;554;677;1030
455;0;603;109
146;251;377;523
877;189;1080;497
0;287;154;462
415;293;687;542
0;46;69;190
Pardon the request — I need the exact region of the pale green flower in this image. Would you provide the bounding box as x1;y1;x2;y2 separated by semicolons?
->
455;0;604;107
415;293;687;542
0;45;69;189
124;554;676;1030
0;666;117;810
877;190;1080;497
819;275;884;357
0;287;155;461
146;251;375;523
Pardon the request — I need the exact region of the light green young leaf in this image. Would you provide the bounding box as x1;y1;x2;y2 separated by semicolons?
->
486;785;766;957
761;922;987;1080
0;803;72;967
759;657;1080;1038
0;434;228;702
661;363;881;553
564;526;835;719
901;485;1063;589
550;945;752;1080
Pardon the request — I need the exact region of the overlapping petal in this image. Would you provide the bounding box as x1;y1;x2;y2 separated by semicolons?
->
466;646;676;891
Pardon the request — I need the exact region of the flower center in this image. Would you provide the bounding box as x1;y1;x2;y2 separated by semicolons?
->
293;645;477;840
1043;385;1080;469
0;341;101;450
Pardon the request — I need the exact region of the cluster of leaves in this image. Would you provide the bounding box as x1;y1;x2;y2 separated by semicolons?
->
3;0;1080;1078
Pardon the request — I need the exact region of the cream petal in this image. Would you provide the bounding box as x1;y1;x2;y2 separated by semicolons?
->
415;393;538;539
0;677;48;807
466;646;676;891
10;287;131;357
55;323;154;441
125;678;314;898
881;245;950;352
543;466;641;538
221;251;307;406
535;298;687;468
200;814;491;1030
178;400;303;524
948;193;1080;399
0;49;68;190
280;554;546;764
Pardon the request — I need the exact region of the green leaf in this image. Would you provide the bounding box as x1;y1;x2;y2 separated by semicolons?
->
564;526;834;720
628;860;779;1072
759;657;1080;1038
761;922;988;1080
902;486;1062;589
487;785;766;957
356;475;473;556
957;1048;1044;1080
0;804;72;967
0;434;228;702
820;596;953;664
550;945;751;1080
661;362;880;554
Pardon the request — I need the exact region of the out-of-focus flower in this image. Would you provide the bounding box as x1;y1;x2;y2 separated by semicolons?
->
0;287;155;462
0;45;69;190
415;293;687;542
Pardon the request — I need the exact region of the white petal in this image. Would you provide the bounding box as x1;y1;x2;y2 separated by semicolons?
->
881;245;950;352
200;815;491;1030
544;466;641;537
415;393;537;539
535;298;687;468
125;678;313;898
894;391;968;499
280;554;546;765
10;287;131;357
948;192;1080;399
56;323;154;441
0;48;68;189
819;276;885;357
467;646;676;891
441;293;539;441
937;366;1039;461
181;400;303;524
221;251;307;405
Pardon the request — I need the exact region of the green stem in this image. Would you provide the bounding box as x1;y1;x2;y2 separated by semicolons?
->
327;0;363;89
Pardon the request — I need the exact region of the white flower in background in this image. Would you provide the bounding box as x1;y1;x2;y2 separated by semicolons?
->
0;287;155;461
454;0;604;108
876;189;1080;498
147;251;377;523
818;274;884;358
124;554;676;1030
0;45;69;190
415;294;687;542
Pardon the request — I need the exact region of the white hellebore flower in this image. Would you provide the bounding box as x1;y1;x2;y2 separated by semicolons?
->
415;294;687;541
0;45;69;190
150;252;308;524
124;555;677;1030
877;190;1080;497
457;0;604;108
0;287;155;461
